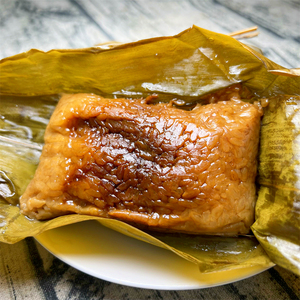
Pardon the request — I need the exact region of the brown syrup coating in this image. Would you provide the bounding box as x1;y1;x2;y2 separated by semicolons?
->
20;92;262;235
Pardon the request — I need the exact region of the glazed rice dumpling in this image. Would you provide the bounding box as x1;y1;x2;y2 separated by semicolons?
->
20;91;263;235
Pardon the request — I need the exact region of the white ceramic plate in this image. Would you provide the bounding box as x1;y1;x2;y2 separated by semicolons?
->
36;221;271;290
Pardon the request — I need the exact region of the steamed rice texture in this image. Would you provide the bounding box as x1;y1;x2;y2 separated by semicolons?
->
20;92;262;235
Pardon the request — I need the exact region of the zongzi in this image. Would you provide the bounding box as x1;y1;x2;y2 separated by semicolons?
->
20;91;262;235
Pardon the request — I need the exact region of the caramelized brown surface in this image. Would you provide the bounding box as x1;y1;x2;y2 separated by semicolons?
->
20;93;262;235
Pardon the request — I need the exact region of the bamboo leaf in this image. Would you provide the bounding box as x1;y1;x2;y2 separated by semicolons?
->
0;25;299;274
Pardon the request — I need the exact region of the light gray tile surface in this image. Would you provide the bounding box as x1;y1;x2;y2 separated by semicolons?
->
0;0;299;299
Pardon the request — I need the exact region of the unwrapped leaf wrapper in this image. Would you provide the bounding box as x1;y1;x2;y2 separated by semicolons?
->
0;25;299;274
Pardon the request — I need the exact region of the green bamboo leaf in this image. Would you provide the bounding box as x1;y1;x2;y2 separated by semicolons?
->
251;95;300;275
1;26;299;99
0;25;299;274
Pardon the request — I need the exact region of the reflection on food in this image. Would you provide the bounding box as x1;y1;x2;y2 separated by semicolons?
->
20;87;263;235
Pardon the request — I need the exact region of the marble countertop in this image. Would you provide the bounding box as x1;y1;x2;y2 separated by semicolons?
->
0;0;299;299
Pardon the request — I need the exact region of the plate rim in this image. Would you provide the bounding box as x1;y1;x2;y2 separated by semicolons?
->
35;221;273;290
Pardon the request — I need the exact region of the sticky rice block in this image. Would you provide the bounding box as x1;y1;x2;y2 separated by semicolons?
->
20;93;262;235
